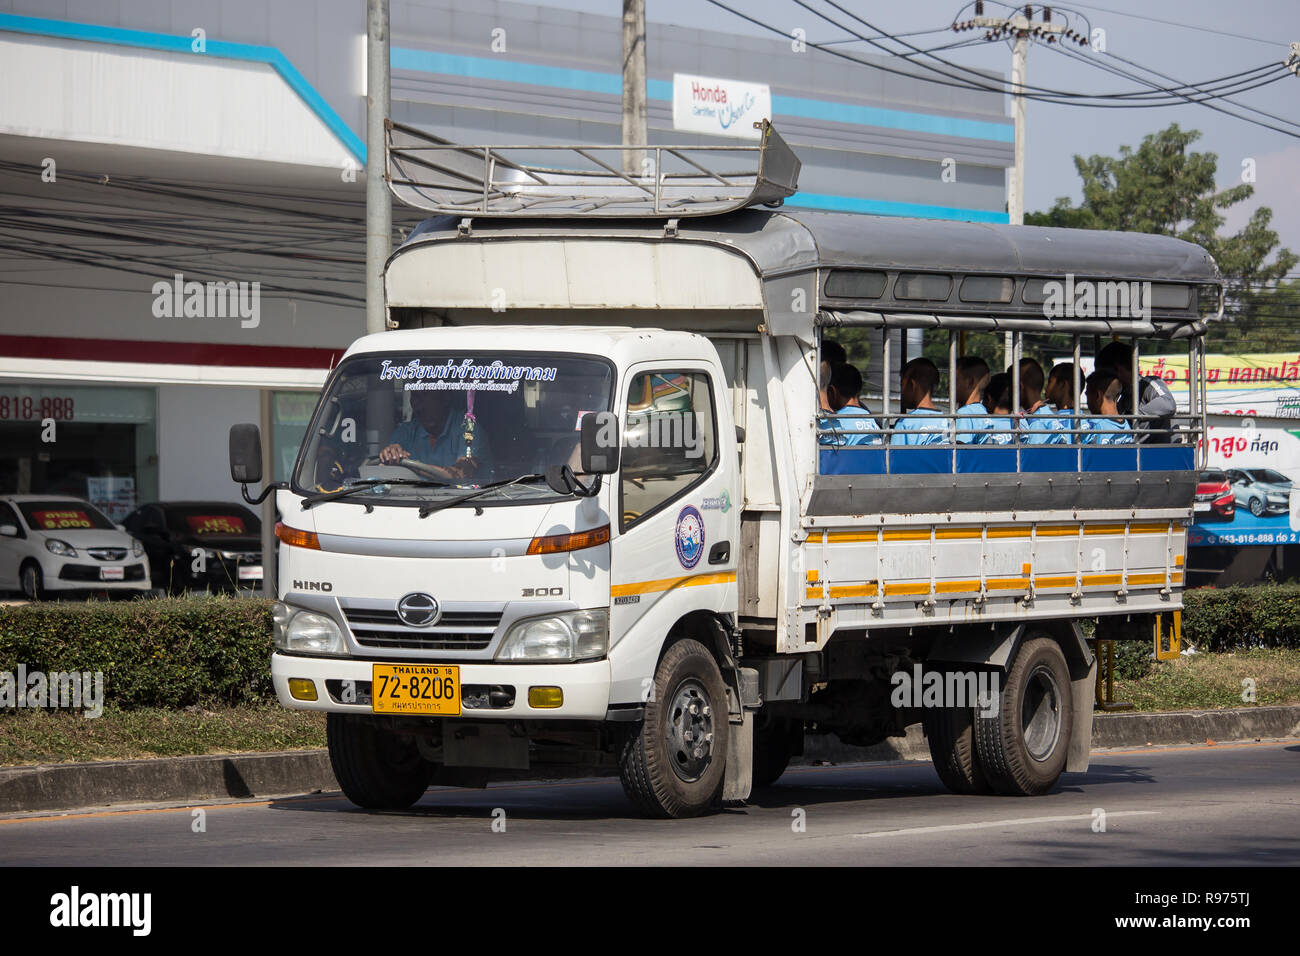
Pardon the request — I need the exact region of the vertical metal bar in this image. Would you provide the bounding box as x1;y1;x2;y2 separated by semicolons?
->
1012;331;1022;472
654;147;662;214
949;329;957;473
883;330;891;473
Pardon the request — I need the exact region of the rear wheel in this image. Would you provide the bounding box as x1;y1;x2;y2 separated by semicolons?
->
327;714;432;810
975;636;1073;796
923;701;993;794
19;562;42;601
619;638;729;818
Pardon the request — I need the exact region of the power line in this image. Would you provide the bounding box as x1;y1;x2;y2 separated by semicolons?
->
1061;1;1284;48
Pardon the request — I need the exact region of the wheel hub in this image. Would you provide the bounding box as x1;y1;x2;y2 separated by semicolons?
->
666;679;715;782
1021;664;1062;762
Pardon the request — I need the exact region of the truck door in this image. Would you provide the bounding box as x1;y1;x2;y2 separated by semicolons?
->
609;365;740;662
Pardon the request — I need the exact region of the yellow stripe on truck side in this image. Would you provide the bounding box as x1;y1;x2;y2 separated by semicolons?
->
611;571;737;598
804;571;1183;602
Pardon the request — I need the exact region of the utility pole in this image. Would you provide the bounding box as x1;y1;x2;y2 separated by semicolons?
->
365;0;391;337
621;0;647;176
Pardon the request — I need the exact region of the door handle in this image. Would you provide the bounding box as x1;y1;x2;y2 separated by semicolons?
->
708;541;730;565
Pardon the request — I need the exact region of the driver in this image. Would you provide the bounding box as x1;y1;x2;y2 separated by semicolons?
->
379;388;494;482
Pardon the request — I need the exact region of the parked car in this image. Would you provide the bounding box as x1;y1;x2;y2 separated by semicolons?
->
1225;468;1293;517
123;501;262;594
0;495;151;600
1194;469;1235;522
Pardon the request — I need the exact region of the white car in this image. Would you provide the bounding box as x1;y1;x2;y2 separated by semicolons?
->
0;495;152;600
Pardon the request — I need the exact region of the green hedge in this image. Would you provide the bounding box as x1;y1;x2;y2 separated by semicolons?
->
1181;585;1300;653
0;596;274;709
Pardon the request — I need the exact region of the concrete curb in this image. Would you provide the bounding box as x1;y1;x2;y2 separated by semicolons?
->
1;705;1297;814
0;750;337;814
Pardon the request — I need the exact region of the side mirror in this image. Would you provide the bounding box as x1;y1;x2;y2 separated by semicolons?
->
229;423;264;484
0;524;17;537
580;412;620;475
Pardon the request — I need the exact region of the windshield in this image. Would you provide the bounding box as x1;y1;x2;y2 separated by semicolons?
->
1250;469;1290;485
294;351;614;502
19;500;117;531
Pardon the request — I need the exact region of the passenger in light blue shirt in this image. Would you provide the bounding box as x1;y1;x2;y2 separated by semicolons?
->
891;358;951;446
954;355;993;444
819;362;881;446
1082;370;1134;445
982;372;1017;445
1023;363;1076;445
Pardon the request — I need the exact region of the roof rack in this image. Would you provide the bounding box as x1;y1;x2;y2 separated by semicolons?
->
385;119;801;218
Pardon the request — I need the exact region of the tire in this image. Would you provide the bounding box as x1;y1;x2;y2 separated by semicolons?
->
20;562;42;601
1249;496;1265;517
923;702;993;795
753;714;800;788
327;713;433;810
975;636;1073;796
619;638;730;818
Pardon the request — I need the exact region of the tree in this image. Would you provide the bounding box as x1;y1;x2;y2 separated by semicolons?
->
1026;123;1297;351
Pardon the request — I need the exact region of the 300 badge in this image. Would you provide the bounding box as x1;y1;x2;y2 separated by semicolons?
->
372;663;460;716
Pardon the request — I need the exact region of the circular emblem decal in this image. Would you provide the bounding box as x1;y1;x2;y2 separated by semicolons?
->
396;592;440;627
675;505;706;570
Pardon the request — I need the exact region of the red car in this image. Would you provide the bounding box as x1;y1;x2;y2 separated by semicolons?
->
1194;470;1235;522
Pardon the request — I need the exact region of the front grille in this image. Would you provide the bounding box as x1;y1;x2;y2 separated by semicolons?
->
341;605;503;652
59;563;146;582
350;630;494;650
87;548;129;561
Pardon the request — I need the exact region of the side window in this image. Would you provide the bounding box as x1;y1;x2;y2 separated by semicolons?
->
0;503;22;537
620;370;717;530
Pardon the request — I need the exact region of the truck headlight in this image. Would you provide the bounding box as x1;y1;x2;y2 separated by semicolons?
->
278;607;345;656
496;609;609;663
45;539;78;557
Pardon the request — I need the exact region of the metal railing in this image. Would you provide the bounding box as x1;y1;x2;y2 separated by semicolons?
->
816;412;1202;475
385;119;801;217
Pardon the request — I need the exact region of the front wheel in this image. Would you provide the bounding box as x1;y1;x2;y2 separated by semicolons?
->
619;638;730;818
20;562;42;601
974;636;1073;796
1249;496;1265;517
327;714;432;810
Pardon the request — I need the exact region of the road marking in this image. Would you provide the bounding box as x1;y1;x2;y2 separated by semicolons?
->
854;810;1159;838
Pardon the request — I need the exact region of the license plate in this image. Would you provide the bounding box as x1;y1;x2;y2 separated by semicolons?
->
101;567;124;581
238;565;263;580
372;664;460;716
1193;502;1211;513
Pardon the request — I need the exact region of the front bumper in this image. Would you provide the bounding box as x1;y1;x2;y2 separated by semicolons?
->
271;652;612;720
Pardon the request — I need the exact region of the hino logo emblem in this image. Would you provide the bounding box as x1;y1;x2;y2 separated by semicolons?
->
396;592;440;627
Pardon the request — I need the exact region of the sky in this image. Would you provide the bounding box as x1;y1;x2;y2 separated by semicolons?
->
535;0;1300;272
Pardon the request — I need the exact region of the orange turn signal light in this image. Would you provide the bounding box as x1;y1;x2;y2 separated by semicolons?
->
526;525;610;555
275;522;321;550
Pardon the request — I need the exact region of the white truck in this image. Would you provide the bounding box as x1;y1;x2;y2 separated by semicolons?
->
229;124;1221;817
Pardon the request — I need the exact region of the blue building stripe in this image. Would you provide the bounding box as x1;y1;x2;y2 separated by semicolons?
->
0;12;366;161
788;192;1009;223
392;47;1012;144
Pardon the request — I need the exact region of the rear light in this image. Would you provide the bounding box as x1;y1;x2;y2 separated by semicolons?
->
526;525;611;555
275;522;320;550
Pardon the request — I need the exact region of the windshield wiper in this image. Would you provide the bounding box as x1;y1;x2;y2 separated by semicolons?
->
417;474;544;518
301;478;457;510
